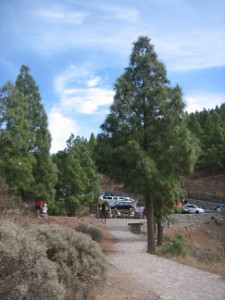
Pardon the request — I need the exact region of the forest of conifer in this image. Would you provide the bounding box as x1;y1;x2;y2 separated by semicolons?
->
0;63;224;217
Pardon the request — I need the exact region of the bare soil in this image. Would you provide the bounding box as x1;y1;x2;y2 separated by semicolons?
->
2;211;225;299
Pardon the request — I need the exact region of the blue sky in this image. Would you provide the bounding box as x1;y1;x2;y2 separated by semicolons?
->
0;0;224;153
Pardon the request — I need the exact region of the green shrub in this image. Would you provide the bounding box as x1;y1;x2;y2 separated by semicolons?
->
88;226;103;242
76;224;103;242
76;223;90;234
50;201;68;216
157;233;188;258
30;224;108;300
174;206;184;214
0;221;65;300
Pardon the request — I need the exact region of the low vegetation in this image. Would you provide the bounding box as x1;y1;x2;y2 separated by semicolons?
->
75;223;104;242
0;220;108;300
154;216;225;277
157;233;188;258
0;221;65;300
171;246;225;277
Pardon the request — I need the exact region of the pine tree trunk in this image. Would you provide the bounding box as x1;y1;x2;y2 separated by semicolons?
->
157;218;163;246
146;192;155;253
70;205;76;217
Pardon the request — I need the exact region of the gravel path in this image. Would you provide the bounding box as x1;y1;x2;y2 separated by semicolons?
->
106;219;225;300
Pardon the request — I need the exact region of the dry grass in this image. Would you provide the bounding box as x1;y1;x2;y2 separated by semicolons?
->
160;216;225;277
171;248;225;277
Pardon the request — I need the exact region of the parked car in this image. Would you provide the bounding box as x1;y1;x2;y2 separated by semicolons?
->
184;204;205;214
102;195;117;202
110;201;135;211
212;204;225;212
108;201;119;208
113;196;125;201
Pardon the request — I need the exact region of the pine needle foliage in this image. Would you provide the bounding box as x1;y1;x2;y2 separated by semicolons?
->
157;233;188;258
96;36;199;252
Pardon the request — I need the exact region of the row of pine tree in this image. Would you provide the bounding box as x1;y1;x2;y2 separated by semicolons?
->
187;104;225;174
0;66;99;216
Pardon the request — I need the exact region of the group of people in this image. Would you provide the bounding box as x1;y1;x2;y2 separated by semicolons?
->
100;201;137;222
36;200;48;219
99;201;148;223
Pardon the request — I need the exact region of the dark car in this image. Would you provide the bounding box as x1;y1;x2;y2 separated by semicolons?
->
110;201;134;211
212;204;225;212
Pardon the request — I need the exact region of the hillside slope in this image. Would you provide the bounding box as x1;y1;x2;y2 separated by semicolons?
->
99;171;225;204
183;170;225;203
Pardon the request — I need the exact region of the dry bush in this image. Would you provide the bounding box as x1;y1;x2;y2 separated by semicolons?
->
30;224;108;300
76;224;103;242
0;221;65;300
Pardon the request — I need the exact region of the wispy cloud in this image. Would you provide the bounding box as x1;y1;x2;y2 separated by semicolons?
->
3;0;223;71
154;29;225;71
38;9;87;25
104;6;139;22
54;65;91;94
185;94;224;113
54;65;114;114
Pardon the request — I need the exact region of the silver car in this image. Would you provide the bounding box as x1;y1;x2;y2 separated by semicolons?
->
184;204;205;214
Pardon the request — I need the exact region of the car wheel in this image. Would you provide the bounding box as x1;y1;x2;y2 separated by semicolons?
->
196;211;199;214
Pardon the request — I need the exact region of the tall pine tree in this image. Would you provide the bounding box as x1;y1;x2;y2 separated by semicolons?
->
15;65;57;203
96;36;199;252
0;83;35;195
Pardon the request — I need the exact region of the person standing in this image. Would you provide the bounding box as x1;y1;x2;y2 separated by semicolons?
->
42;202;48;219
36;200;44;218
101;201;107;223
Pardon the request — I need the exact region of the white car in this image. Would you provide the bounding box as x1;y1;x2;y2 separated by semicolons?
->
184;204;205;214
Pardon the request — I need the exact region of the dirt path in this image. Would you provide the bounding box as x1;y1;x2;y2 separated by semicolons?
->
106;219;225;300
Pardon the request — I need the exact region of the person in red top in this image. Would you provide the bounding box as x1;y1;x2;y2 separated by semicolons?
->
36;200;44;217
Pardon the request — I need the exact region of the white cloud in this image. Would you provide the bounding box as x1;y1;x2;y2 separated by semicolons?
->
104;7;139;22
54;65;114;114
48;108;79;153
62;87;114;114
151;28;225;71
54;65;91;93
38;8;87;25
49;65;114;152
185;94;224;113
86;76;101;87
2;0;224;72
